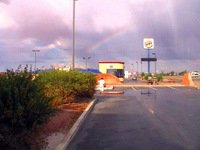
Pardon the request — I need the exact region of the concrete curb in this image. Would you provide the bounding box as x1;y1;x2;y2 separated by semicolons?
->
113;84;187;88
191;85;200;89
55;99;97;150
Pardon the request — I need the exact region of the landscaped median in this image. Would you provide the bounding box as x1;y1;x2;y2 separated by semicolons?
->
0;66;97;150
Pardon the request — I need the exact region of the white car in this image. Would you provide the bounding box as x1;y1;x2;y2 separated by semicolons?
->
191;71;200;77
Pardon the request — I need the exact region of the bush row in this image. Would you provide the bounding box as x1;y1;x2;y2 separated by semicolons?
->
142;73;163;81
0;67;96;149
0;67;53;149
37;70;96;105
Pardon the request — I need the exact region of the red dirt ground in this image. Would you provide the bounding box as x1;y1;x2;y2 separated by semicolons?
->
29;99;91;150
96;74;121;85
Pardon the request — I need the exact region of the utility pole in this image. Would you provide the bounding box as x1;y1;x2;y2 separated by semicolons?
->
72;0;78;70
32;50;40;71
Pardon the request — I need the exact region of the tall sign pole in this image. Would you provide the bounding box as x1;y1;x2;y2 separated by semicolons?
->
148;48;150;73
143;38;154;74
152;52;156;74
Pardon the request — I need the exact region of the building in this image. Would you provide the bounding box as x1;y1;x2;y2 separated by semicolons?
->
98;62;125;81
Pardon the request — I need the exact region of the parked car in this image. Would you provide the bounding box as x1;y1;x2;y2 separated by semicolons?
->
191;71;200;77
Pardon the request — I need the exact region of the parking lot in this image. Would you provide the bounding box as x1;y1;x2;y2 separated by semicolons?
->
67;87;200;150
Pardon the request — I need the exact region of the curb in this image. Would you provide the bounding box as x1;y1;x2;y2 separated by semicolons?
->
55;99;97;150
100;91;124;95
191;85;200;89
113;84;186;88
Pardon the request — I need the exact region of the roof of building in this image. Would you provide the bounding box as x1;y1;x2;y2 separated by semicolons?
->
98;61;124;64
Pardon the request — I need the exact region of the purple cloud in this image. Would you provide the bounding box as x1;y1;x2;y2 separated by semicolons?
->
0;0;10;4
0;0;200;72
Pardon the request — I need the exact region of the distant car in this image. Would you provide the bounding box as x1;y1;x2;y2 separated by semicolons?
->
191;71;200;77
132;76;137;80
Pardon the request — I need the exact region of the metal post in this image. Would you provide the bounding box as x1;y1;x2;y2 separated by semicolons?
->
32;50;40;71
85;58;87;69
34;52;36;70
155;54;157;74
131;64;134;73
152;52;156;74
83;57;91;70
140;61;142;74
72;0;78;70
83;57;86;69
136;61;138;74
148;49;150;74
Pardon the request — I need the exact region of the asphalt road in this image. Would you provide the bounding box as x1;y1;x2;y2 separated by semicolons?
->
67;87;200;150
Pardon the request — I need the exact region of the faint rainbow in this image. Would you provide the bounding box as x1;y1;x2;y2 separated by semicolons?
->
88;27;128;51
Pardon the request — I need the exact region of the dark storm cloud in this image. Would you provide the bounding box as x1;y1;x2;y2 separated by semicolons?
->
15;14;71;43
1;0;200;71
169;0;200;60
125;0;200;62
0;0;10;4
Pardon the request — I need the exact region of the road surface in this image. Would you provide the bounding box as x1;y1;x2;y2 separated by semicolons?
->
67;87;200;150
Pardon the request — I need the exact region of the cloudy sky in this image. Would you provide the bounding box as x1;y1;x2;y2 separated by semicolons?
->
0;0;200;72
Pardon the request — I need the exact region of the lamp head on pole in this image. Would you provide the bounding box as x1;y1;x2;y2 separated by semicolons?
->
32;50;40;52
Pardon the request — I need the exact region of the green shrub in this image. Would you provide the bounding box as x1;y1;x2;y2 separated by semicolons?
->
143;73;163;81
0;66;53;149
37;70;96;105
155;73;163;81
0;67;96;150
0;68;96;149
144;73;152;80
179;70;187;76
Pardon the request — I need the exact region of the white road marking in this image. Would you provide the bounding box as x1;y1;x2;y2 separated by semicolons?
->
131;87;137;91
148;108;155;114
150;87;157;90
167;86;177;90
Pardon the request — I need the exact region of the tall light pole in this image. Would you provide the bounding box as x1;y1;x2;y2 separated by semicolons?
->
131;64;134;73
83;56;91;70
136;61;138;74
72;0;78;70
152;52;157;74
32;50;40;71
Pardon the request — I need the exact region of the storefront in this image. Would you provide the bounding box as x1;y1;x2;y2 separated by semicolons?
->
98;62;125;81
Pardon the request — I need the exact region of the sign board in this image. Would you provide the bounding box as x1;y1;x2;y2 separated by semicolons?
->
107;65;114;69
143;38;154;49
141;58;157;61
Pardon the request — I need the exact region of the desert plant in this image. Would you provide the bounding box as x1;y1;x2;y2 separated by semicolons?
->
0;66;53;149
143;73;163;82
155;73;163;81
37;70;96;105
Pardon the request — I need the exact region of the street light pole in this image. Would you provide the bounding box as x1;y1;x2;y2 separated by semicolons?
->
136;61;138;74
131;64;134;73
72;0;78;70
83;57;91;70
32;50;40;71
